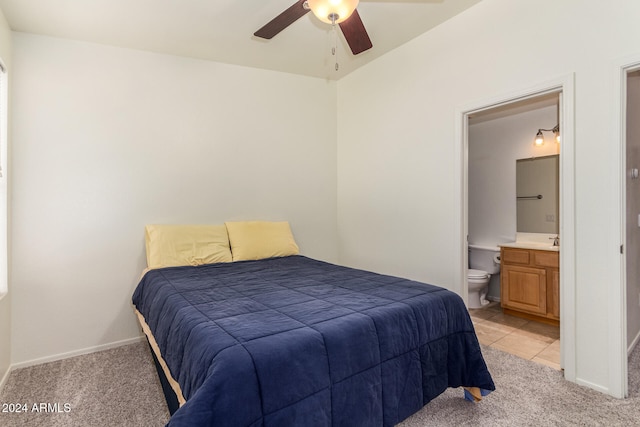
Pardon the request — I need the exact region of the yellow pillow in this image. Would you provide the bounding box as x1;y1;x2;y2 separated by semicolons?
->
145;224;232;269
225;221;300;261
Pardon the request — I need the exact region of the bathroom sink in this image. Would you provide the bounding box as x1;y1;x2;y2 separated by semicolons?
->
499;233;560;251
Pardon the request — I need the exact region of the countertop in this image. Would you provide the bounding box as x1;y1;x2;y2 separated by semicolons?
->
499;241;559;252
498;233;560;252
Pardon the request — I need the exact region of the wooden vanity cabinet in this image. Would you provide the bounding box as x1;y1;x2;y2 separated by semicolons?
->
500;247;559;325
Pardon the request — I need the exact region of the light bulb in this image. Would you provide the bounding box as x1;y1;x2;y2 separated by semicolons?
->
307;0;359;25
535;130;544;146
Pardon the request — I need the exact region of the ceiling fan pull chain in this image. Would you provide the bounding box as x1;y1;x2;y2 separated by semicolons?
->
332;22;339;71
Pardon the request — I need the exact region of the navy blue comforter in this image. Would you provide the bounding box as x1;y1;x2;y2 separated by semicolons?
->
132;256;494;426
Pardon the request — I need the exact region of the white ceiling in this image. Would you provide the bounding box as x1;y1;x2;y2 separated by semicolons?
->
0;0;482;79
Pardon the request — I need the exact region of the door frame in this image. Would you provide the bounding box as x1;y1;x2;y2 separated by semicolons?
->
454;74;576;381
612;56;640;399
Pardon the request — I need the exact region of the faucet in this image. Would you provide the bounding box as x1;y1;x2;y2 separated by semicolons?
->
549;235;560;246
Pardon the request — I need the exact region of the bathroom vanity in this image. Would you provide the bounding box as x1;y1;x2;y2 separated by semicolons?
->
499;242;559;325
499;155;560;325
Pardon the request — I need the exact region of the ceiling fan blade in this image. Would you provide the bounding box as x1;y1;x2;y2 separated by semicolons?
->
254;0;310;39
339;9;373;55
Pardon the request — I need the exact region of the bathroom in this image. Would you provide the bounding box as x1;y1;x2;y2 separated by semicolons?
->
466;92;561;367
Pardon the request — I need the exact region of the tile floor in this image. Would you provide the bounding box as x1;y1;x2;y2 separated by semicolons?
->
469;302;561;370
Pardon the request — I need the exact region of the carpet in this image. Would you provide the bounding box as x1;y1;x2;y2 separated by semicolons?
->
399;345;640;427
0;341;170;426
0;340;638;426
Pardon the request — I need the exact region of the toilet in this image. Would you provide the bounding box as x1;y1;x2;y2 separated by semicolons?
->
467;245;501;309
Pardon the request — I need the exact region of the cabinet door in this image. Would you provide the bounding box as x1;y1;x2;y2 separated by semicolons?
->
501;265;547;315
548;269;560;319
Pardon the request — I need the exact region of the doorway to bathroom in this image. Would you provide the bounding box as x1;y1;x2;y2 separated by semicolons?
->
467;92;561;368
455;76;576;381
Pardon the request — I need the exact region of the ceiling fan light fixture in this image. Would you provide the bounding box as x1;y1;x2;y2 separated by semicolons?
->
306;0;359;25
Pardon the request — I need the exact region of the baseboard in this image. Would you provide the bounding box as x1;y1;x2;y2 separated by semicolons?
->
575;377;610;395
628;330;640;356
11;336;145;370
487;296;501;303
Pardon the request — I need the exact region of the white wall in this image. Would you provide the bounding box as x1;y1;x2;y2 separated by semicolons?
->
0;7;10;388
7;0;640;398
337;0;640;395
10;33;338;365
469;104;559;246
469;103;558;299
627;72;640;351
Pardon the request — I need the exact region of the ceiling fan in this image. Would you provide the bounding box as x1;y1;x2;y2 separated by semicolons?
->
254;0;373;55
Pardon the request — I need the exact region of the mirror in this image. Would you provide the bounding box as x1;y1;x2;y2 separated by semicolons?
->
516;155;559;233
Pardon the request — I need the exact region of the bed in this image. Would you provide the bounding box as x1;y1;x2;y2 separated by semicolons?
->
132;222;494;426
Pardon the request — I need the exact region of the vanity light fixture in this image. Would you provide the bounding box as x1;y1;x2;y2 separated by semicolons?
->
553;124;561;143
534;124;560;146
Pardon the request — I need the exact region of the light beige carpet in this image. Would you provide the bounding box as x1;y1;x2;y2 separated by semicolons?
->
0;341;170;426
0;340;638;426
400;345;640;426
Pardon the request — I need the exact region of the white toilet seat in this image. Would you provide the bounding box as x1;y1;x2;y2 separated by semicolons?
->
468;269;489;280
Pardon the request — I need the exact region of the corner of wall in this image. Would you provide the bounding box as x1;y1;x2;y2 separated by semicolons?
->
0;3;13;390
